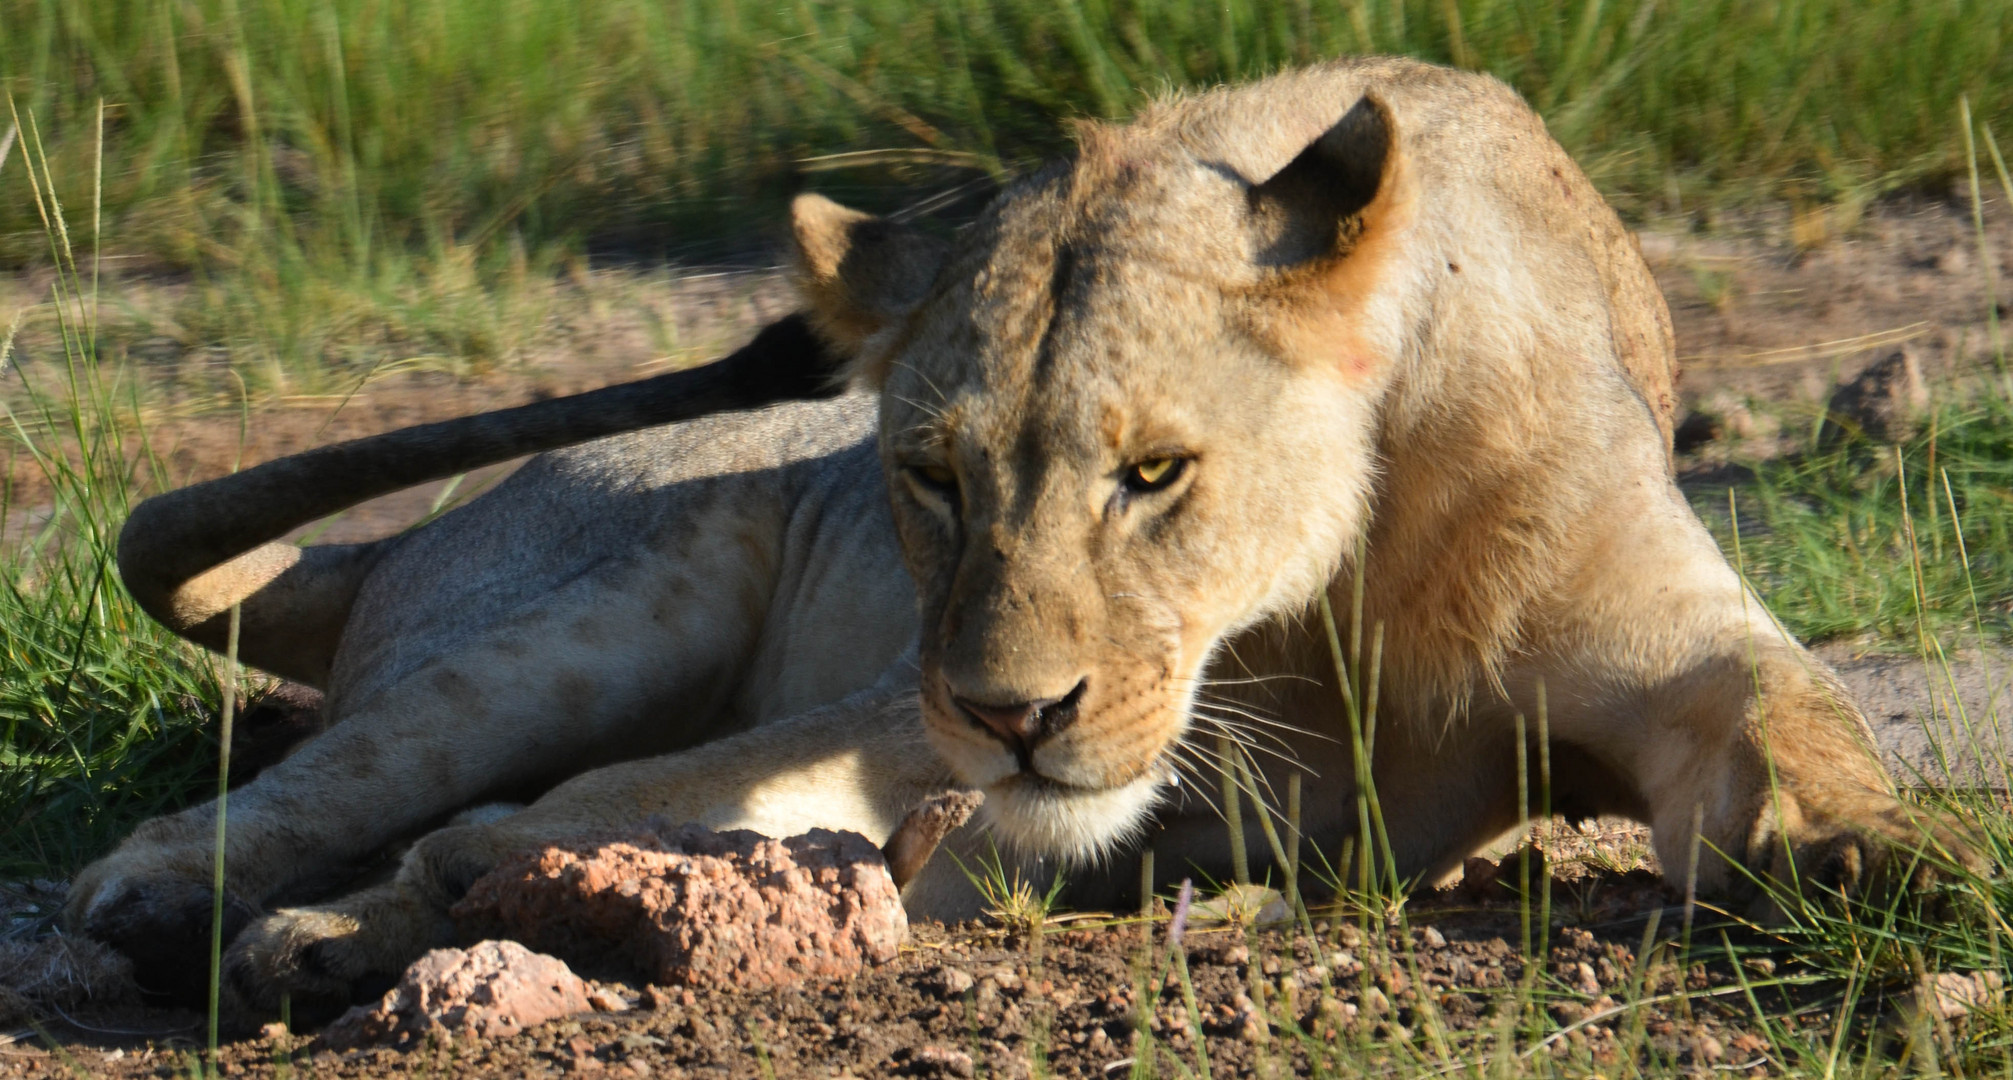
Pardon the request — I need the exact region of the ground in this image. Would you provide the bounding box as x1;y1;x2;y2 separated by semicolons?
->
0;195;2009;1075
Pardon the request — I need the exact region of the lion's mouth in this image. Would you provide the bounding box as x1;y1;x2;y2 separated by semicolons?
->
993;769;1096;795
990;748;1181;798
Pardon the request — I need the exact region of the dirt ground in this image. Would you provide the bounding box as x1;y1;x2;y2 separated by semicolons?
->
2;195;2011;1075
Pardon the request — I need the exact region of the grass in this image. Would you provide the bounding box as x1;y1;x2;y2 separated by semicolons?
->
1693;392;2013;646
1;0;2011;392
0;118;222;881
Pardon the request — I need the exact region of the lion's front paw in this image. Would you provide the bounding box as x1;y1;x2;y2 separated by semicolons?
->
1755;801;1987;916
66;864;260;1005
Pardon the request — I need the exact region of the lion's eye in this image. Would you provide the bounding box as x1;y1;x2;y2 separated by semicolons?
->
1124;457;1186;493
909;463;957;494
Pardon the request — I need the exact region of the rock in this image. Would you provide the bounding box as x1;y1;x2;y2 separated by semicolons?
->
932;965;975;998
1692;1031;1726;1063
1821;348;1928;444
902;1044;975;1077
452;820;906;991
1916;970;2006;1022
1671;409;1724;455
322;940;590;1049
1456;856;1503;900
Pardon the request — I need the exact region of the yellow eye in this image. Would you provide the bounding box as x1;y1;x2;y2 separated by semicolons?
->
1126;457;1184;492
911;463;956;490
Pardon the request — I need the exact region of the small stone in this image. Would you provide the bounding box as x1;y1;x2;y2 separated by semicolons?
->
585;987;629;1012
934;966;975;998
1420;927;1447;949
323;940;591;1049
258;1022;288;1042
1574;961;1602;996
1693;1032;1725;1063
908;1044;975;1077
1327;950;1360;977
1730;1033;1768;1056
1458;857;1501;898
1821;348;1928;445
1920;971;2006;1021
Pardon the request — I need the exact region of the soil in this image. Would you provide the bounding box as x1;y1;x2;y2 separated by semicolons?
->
3;196;2012;1074
0;852;1965;1079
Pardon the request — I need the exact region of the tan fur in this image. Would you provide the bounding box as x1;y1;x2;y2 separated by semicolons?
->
68;57;1972;1014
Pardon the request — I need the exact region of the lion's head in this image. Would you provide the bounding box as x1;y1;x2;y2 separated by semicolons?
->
791;91;1423;858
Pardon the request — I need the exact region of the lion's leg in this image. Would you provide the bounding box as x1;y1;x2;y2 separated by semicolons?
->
1527;485;1978;908
224;684;952;1010
1617;645;1971;906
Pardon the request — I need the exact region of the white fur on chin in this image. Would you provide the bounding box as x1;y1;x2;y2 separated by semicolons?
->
979;769;1166;862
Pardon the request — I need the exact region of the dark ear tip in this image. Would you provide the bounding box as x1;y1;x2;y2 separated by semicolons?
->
1317;94;1395;160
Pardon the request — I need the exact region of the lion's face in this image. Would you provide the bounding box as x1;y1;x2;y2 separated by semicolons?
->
793;96;1414;856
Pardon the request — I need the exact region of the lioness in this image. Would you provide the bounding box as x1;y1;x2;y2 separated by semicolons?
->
70;57;1964;1010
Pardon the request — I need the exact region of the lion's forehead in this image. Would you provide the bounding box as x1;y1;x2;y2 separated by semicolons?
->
885;271;1247;464
896;252;1248;403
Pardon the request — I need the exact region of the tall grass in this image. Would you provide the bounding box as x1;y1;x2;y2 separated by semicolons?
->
3;0;2010;277
0;108;221;879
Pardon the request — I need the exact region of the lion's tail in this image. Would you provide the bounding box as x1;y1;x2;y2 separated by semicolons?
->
120;315;838;687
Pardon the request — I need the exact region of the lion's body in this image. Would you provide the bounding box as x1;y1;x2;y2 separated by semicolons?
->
71;57;1959;1011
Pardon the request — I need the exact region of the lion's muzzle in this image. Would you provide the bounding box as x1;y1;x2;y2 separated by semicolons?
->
950;677;1088;773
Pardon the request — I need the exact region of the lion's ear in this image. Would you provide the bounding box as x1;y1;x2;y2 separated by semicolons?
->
1247;93;1410;268
790;194;952;384
1246;94;1416;379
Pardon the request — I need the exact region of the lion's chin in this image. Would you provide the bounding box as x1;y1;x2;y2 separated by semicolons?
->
977;769;1166;862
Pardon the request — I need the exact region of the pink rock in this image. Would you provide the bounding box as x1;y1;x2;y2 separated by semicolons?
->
452;821;906;991
323;940;589;1048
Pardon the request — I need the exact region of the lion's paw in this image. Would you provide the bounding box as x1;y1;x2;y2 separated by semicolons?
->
226;893;454;1016
1756;803;1987;917
226;908;374;1011
66;866;259;1005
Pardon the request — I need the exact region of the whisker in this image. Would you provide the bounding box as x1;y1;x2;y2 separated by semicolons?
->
1192;692;1336;743
1187;707;1308;763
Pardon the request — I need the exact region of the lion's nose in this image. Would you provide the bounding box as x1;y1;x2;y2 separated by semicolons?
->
953;679;1088;769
